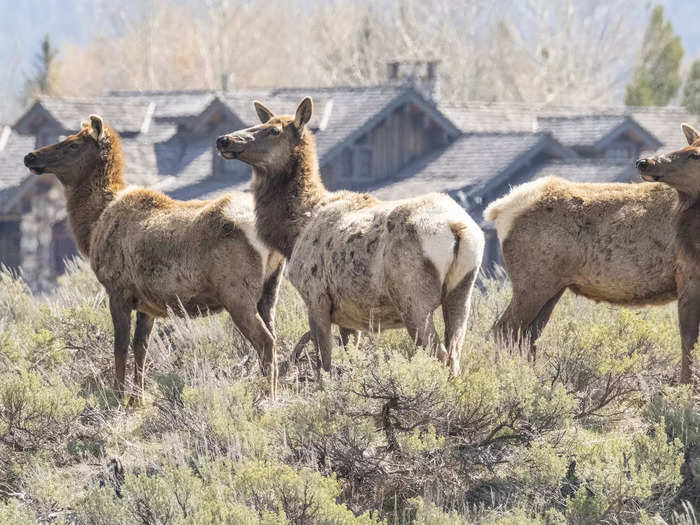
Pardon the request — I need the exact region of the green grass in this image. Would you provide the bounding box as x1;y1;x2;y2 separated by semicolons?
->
0;259;697;524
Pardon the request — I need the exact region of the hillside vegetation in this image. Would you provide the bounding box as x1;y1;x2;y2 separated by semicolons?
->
0;260;698;524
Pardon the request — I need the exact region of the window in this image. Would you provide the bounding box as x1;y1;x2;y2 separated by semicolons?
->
353;147;373;179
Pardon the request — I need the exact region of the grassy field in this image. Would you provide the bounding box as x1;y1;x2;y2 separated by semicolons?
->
0;259;698;524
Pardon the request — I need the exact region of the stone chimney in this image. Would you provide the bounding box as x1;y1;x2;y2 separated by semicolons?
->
386;60;440;101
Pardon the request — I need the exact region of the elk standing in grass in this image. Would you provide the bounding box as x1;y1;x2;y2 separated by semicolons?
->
217;98;484;375
24;115;284;400
636;124;700;384
484;124;699;383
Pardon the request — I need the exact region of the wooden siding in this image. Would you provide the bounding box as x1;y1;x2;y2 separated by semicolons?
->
322;102;449;190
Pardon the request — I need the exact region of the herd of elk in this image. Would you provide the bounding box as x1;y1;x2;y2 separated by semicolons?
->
22;100;698;402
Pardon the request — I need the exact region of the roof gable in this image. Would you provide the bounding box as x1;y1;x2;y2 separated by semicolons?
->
13;102;63;134
188;96;245;133
16;97;155;135
317;86;460;164
537;114;662;153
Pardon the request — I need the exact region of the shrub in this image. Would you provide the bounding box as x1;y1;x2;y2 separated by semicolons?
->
0;263;690;525
230;461;381;525
0;371;84;452
565;424;684;524
0;499;37;525
283;348;576;516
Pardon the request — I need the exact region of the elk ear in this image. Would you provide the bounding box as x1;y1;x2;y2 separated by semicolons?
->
294;97;312;131
253;101;274;124
682;123;700;145
82;114;106;142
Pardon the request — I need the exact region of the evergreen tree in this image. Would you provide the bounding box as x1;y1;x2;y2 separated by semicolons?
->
682;59;700;115
24;34;58;103
625;6;683;106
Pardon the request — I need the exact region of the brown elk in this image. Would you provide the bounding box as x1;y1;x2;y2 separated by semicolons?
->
484;124;699;384
24;115;285;401
636;123;700;383
216;98;484;376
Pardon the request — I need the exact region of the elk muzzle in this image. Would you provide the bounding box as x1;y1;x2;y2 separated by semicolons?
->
23;151;46;174
216;132;253;159
636;157;664;182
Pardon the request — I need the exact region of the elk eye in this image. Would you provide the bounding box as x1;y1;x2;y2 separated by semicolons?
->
269;127;281;136
69;143;79;150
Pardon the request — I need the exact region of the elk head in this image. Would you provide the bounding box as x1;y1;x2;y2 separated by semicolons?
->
23;115;109;187
636;123;700;197
216;97;313;173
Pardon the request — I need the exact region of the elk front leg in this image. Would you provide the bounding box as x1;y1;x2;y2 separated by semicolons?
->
131;312;154;404
678;280;699;384
109;297;132;401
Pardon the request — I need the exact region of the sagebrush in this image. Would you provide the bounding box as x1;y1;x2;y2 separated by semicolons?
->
0;260;697;524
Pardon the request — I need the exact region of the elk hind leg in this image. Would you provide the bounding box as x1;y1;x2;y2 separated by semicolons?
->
492;285;564;358
443;269;478;376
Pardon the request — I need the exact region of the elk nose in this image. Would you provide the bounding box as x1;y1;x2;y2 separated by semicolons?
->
24;152;37;166
216;135;232;150
636;159;650;171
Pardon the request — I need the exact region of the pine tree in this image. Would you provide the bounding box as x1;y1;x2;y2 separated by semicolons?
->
625;6;684;107
24;34;58;103
682;59;700;115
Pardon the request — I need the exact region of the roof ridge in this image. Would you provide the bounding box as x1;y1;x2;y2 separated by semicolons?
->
440;100;692;113
462;131;547;137
39;95;153;105
269;84;405;94
107;89;215;96
544;158;632;166
538;114;627;121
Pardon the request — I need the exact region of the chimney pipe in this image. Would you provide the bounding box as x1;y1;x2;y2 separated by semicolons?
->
385;60;440;101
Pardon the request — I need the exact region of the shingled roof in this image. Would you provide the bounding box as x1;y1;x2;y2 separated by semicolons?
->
438;101;537;133
120;138;161;187
0;127;36;212
107;90;215;119
18;97;156;135
537;115;630;148
369;132;571;201
532;159;637;184
439;101;695;151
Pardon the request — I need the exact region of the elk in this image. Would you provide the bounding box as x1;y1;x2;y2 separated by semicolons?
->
484;123;699;383
636;123;700;383
24;115;284;401
216;97;484;375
